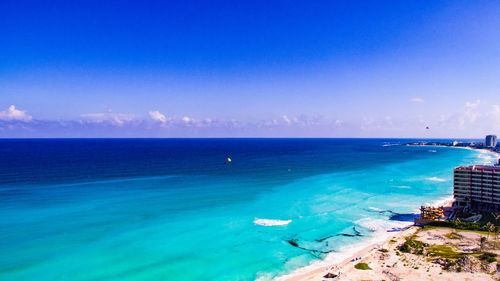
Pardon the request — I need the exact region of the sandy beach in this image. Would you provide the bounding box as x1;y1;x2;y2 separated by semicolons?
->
279;226;419;281
279;225;498;280
279;224;499;281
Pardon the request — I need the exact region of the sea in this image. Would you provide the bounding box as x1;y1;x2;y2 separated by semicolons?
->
0;138;497;281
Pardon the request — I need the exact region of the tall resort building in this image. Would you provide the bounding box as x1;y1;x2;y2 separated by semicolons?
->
486;135;498;148
454;165;500;211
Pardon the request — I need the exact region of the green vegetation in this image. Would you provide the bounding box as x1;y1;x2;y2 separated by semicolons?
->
480;236;487;251
427;245;469;259
443;261;457;271
398;235;427;255
378;248;389;253
426;220;490;232
479;252;497;263
423;224;489;235
354;262;372;270
478;212;500;226
444;232;461;240
397;230;490;265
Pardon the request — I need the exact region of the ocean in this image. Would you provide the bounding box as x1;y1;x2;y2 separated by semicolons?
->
0;138;496;281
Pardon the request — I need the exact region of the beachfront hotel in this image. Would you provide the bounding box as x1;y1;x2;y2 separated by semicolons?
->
454;164;500;211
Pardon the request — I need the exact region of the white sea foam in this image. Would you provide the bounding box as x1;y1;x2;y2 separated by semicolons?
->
425;176;447;182
393;185;411;189
476;150;498;164
254;218;292;226
367;206;383;212
425;195;454;208
382;143;400;147
355;217;412;232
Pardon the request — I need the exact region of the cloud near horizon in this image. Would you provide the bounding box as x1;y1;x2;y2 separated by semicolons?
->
80;110;134;126
1;104;499;138
149;110;167;123
0;105;32;122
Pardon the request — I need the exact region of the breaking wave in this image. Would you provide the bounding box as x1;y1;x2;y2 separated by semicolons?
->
426;176;447;182
382;143;401;147
254;218;292;226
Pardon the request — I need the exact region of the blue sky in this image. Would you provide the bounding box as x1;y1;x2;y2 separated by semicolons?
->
1;0;500;137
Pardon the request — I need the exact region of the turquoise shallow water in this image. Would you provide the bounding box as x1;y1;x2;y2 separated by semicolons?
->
0;139;496;280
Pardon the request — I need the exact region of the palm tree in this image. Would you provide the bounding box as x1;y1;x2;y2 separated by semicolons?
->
491;213;500;249
486;222;494;241
495;226;500;249
492;212;500;225
480;236;487;251
488;223;495;249
452;217;460;232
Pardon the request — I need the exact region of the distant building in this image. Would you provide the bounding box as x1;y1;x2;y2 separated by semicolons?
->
454;165;500;211
486;135;498;148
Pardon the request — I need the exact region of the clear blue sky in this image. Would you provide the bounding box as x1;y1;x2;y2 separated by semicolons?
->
1;0;500;137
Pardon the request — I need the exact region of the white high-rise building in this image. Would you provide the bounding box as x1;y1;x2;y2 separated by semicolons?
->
486;135;497;148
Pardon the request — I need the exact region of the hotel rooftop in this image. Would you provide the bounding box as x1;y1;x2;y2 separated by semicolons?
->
455;165;500;171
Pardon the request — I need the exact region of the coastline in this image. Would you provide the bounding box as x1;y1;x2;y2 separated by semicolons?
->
274;146;499;281
406;143;500;158
276;226;418;281
278;220;498;281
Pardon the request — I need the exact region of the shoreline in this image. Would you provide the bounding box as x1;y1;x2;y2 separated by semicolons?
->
280;221;498;281
406;143;500;158
273;146;499;281
276;226;418;281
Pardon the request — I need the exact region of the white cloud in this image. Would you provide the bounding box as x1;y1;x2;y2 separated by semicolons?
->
282;115;291;125
465;100;480;109
411;98;424;103
149;110;167;123
80;109;133;126
489;104;500;131
0;105;32;122
462;99;481;128
182;116;191;123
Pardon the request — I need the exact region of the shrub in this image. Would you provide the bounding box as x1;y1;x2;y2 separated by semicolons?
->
480;252;497;263
354;263;372;270
427;245;466;259
428;220;487;232
398;236;428;255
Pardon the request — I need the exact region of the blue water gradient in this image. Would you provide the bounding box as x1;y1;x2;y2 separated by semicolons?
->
0;139;496;280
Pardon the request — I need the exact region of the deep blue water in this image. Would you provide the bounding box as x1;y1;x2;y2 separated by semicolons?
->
0;139;495;280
